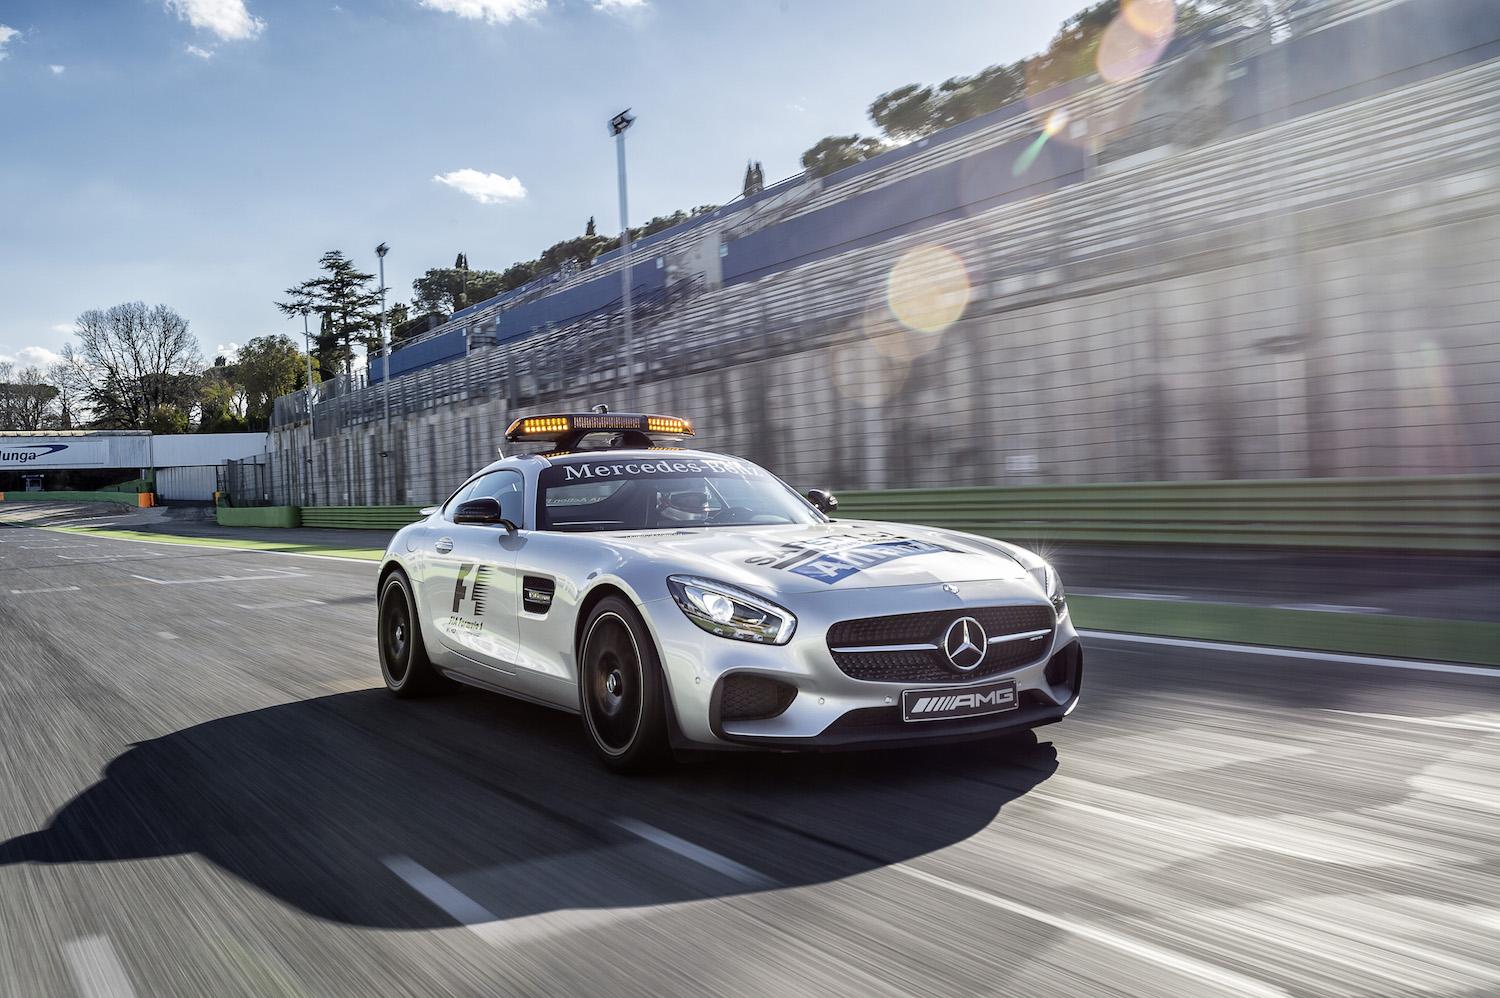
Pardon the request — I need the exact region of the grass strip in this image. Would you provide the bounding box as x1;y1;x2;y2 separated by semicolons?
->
1070;595;1500;667
37;525;385;562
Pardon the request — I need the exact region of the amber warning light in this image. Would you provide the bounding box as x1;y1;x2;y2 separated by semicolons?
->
505;412;695;443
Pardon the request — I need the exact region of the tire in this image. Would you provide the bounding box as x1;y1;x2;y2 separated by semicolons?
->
378;570;443;698
578;596;670;772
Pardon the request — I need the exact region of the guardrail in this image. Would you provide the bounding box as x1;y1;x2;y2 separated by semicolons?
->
834;475;1500;552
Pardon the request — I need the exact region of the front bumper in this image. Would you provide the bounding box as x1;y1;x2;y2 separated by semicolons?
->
641;580;1083;750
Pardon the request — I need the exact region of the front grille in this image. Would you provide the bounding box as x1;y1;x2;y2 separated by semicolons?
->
718;674;797;722
827;604;1055;683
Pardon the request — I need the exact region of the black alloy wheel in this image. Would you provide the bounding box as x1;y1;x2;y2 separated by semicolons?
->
579;597;669;771
379;571;442;697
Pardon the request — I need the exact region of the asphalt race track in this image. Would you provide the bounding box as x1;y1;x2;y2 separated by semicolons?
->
1;523;1498;998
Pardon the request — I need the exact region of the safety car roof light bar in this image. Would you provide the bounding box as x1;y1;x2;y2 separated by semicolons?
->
504;409;695;451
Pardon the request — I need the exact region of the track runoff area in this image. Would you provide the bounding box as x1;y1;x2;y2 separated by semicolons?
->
0;522;1496;998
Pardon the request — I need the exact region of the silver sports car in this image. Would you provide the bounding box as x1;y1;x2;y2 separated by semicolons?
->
376;410;1082;770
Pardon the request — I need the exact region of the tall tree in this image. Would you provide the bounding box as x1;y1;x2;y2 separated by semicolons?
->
236;334;310;429
800;134;886;177
197;374;246;433
57;302;203;429
0;363;61;431
869;84;938;141
275;251;380;378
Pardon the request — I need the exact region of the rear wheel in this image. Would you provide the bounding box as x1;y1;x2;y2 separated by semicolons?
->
579;597;670;772
379;570;443;697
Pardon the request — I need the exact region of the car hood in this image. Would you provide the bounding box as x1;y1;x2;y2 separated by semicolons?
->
603;519;1041;596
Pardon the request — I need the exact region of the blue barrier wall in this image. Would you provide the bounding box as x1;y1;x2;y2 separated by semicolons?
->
373;328;468;383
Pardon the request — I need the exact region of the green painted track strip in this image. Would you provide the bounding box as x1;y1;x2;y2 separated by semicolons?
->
39;525;385;562
1070;595;1500;667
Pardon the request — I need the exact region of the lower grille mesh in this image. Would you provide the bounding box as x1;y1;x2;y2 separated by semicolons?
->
719;674;797;722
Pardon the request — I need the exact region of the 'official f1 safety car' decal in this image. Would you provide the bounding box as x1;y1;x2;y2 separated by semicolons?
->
746;530;956;584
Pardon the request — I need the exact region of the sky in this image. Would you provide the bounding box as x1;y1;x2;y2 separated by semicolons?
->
0;0;1081;368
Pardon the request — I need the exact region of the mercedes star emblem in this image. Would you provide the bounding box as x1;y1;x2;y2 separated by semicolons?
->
942;616;988;671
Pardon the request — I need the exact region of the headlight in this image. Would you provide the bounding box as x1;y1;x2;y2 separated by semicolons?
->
667;576;797;644
1029;562;1067;619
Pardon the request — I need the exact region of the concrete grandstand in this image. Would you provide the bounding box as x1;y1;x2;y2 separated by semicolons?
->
266;0;1500;506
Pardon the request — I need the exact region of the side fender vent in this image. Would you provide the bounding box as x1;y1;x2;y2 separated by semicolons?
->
523;576;556;614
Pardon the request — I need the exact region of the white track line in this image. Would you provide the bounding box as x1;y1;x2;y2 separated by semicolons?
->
1078;630;1500;677
1275;603;1387;614
383;854;517;945
9;585;81;595
1322;709;1500;733
383;855;498;928
128;570;306;586
892;865;1290;998
233;598;326;610
62;935;137;998
614;818;777;889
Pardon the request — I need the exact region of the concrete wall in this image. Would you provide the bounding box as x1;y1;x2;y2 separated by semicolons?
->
152;433;267;467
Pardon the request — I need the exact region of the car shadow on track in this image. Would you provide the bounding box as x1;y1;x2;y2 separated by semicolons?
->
0;688;1057;930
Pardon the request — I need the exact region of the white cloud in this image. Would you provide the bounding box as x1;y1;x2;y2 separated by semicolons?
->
185;44;215;59
164;0;265;41
48;64;65;75
419;0;545;25
214;342;241;360
0;346;63;370
594;0;646;11
433;169;527;205
49;323;75;335
0;24;19;60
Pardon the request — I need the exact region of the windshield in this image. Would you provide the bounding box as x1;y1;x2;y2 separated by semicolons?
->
538;455;821;532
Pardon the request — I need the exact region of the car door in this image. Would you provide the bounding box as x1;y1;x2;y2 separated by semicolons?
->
423;469;525;684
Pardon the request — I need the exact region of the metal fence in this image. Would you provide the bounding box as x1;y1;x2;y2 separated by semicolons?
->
222;457;270;506
264;54;1500;508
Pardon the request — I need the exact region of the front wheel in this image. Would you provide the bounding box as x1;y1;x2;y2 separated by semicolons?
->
578;597;670;772
378;570;443;697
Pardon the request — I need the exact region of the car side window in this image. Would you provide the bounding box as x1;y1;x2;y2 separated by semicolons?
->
465;470;525;526
442;477;482;518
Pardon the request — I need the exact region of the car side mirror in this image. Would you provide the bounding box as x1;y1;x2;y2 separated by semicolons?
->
806;489;838;514
453;497;517;531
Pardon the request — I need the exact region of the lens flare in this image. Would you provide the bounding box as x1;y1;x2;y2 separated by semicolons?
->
1096;4;1174;84
1122;0;1175;37
886;245;972;334
1044;109;1070;137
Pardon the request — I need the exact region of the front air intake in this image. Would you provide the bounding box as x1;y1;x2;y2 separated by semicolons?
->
717;674;797;722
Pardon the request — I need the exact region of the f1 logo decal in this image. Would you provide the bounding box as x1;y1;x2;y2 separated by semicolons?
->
452;563;474;613
451;563;491;617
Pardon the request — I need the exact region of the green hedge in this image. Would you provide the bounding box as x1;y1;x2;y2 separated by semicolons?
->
299;505;426;530
216;506;300;528
0;491;138;506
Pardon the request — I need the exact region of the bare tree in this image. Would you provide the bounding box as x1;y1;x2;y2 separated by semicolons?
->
58;302;203;429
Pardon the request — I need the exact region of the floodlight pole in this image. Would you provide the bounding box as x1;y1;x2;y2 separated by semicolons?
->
301;308;316;507
610;109;637;409
376;241;390;502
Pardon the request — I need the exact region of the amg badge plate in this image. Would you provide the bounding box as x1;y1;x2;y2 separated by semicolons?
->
902;679;1018;723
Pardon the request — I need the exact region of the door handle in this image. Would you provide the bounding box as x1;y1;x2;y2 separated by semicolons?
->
435;537;454;554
